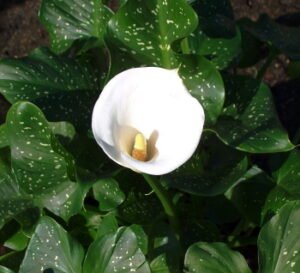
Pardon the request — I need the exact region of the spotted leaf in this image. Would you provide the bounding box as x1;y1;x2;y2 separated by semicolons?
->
93;178;125;211
262;186;300;224
178;55;224;125
258;201;300;273
0;156;34;229
83;227;151;273
184;242;252;273
185;26;241;70
186;0;240;70
165;133;247;196
212;76;294;153
39;0;112;54
19;216;84;273
49;121;76;140
0;47;101;131
6;101;87;221
107;0;198;68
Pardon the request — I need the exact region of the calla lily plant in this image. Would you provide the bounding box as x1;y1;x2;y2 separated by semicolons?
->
92;67;205;175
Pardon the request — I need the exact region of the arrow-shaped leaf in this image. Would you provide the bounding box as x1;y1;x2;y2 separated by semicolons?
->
258;201;300;273
83;227;151;273
19;216;84;273
184;242;252;273
0;47;101;131
213;76;294;153
5;102;88;221
107;0;198;68
39;0;112;53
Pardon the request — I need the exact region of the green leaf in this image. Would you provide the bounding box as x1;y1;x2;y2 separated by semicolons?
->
258;201;300;273
116;171;162;225
185;0;239;70
262;186;300;223
49;121;76;140
262;150;300;221
150;255;172;273
6;102;88;221
4;231;29;251
6;101;74;193
93;178;125;211
178;56;225;125
96;213;118;239
1;121;75;150
106;40;141;79
0;47;101;131
0;266;15;273
39;0;112;54
118;190;162;225
213;76;294;153
0;124;8;148
184;242;252;273
19;216;84;273
130;224;148;255
107;0;198;68
83;227;151;273
0;251;25;273
226;166;274;225
241;14;300;60
272;150;300;193
0;156;34;229
165;133;247;196
185;26;241;70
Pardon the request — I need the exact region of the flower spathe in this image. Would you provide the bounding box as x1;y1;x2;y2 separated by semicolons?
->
92;67;205;175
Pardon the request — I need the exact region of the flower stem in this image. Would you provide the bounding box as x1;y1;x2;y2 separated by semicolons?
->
142;174;180;239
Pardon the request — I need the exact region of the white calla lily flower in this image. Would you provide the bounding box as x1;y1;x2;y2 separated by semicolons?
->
92;67;205;175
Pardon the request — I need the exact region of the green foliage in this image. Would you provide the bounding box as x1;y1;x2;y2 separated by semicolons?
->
19;217;84;273
226;166;274;225
258;201;300;273
184;242;252;273
178;56;225;125
212;76;294;152
39;0;112;54
93;178;125;211
0;0;299;272
83;227;151;273
165;133;247;196
0;48;102;131
107;0;198;69
0;266;15;273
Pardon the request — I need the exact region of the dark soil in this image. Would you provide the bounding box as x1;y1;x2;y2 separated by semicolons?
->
0;0;48;123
